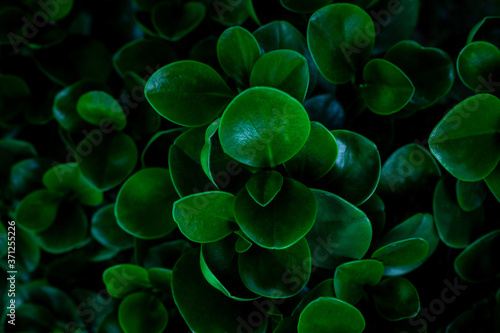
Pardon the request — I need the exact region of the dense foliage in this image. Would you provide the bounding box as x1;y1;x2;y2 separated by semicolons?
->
1;0;500;332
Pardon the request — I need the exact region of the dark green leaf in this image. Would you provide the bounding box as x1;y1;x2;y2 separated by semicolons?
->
8;157;52;198
457;41;500;92
0;227;40;273
103;264;151;298
152;2;205;42
372;277;420;321
467;16;500;47
204;0;249;26
76;91;126;130
456;180;487;212
244;170;283;207
148;268;172;292
119;292;168;333
142;128;184;168
485;163;500;202
334;260;384;305
372;238;429;267
91;204;134;250
304;94;345;130
16;189;62;232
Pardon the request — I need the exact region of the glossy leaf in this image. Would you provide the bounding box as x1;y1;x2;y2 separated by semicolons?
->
308;4;375;84
297;297;366;333
103;264;151;298
372;238;429;267
173;191;237;243
235;178;317;249
372;277;420;321
116;168;178;239
78;132;138;191
119;292;168;333
304;94;345;130
244;170;283;207
219;87;311;168
306;190;372;269
250;49;309;102
76;91;127;131
148;268;172;292
91;204;134;250
361;59;415;115
280;0;333;13
145;60;235;127
284;122;338;183
16;189;62;232
457;41;500;92
334;260;385;305
238;238;311;298
217;26;261;86
456;180;487;212
152;2;205;42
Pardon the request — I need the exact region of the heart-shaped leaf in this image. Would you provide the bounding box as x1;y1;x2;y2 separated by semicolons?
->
238;237;311;298
152;2;205;42
372;238;429;267
119;292;168;333
297;297;366;333
217;26;261;87
103;264;151;298
91;204;134;250
245;170;284;207
76;91;127;130
116;168;178;239
372;277;420;321
284;122;338;183
306;190;372;269
457;41;500;92
16;189;62;232
219;87;311;168
308;3;375;84
235;178;317;249
145;60;235;127
334;260;384;305
250;49;309;102
173;191;237;243
429;94;500;181
456;180;487;212
361;59;415;115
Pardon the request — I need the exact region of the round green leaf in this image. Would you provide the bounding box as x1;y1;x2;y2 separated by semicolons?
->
454;229;500;283
384;40;455;112
457;41;500;92
217;26;261;87
250;49;309;102
433;179;484;249
16;189;62;232
334;260;384;305
152;2;205;42
219;87;311;168
372;277;420;321
361;59;415;115
76;91;127;131
297;297;366;333
308;3;375;84
116;168;178;239
312;130;380;205
173;191;237;243
306;190;372;269
485;163;500;202
148;268;172;292
284;122;338;183
145;60;235;127
456;180;487;212
91;204;134;250
78;132;138;191
429;94;500;181
8;157;52;198
119;292;168;333
372;238;429;267
280;0;333;13
103;264;151;298
245;170;284;207
235;178;317;249
238;238;311;298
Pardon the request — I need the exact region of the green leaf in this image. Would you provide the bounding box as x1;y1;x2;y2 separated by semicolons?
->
78;132;138;191
91;204;134;250
284;122;338;183
53;79;110;132
217;26;261;87
148;268;172;292
306;190;372;269
113;38;177;79
116;168;178;239
334;260;384;305
297;297;366;333
152;2;205;42
16;189;62;232
172;248;268;332
0;73;31;122
379;144;441;195
173;191;237;243
8;157;52;198
456;180;487;212
219;87;311;168
433;179;484;249
454;229;500;283
361;59;415;115
235;233;253;253
145;60;235;127
235;178;317;249
280;0;333;13
312;130;380;205
238;237;311;298
119;292;168;333
204;0;250;26
457;41;500;92
485;163;500;202
467;16;500;47
201;119;222;187
304;94;345;130
308;3;375;84
372;277;420;321
244;170;284;207
384;40;454;112
250;49;309;102
76;91;127;131
103;264;151;298
372;238;429;267
429;93;500;181
359;194;386;249
292;279;335;317
0;227;40;273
